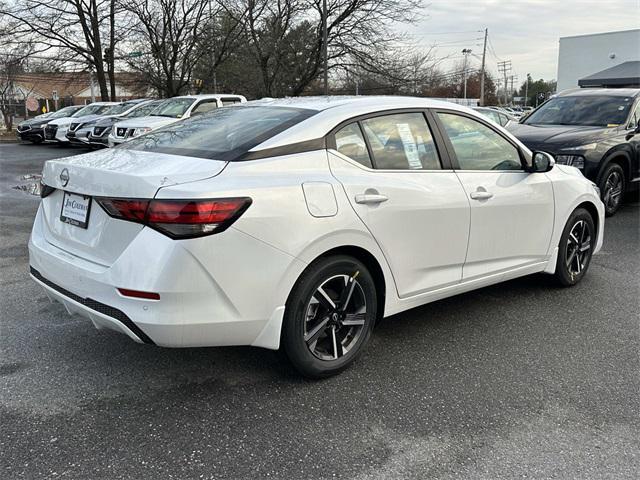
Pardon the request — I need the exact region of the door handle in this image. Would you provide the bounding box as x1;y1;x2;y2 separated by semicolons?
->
470;190;494;200
354;193;388;205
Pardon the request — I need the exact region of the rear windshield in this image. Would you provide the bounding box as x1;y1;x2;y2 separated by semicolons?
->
121;105;316;161
524;95;634;127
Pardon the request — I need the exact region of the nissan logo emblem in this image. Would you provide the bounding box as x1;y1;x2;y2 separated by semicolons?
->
59;168;70;187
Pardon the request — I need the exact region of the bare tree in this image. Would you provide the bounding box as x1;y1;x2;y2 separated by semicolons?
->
122;0;210;97
218;0;422;97
0;0;123;101
0;49;32;130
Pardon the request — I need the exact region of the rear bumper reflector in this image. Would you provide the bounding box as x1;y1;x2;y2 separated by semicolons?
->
117;288;160;300
29;266;155;345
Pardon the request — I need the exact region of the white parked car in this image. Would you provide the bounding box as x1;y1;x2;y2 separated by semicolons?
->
108;94;246;146
30;96;604;378
44;102;119;143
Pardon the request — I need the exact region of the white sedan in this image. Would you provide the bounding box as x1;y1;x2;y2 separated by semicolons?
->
29;96;604;378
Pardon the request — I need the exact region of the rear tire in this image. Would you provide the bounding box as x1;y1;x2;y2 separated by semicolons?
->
282;255;377;379
554;208;595;287
598;163;625;217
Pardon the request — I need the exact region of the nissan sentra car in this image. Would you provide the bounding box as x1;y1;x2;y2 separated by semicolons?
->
30;96;604;378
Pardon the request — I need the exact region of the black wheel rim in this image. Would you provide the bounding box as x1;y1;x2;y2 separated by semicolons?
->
565;219;592;278
603;171;623;211
304;273;367;361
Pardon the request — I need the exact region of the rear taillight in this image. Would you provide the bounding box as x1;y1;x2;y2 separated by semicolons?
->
96;197;252;239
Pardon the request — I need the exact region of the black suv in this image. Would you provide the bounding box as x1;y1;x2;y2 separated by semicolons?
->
509;88;640;216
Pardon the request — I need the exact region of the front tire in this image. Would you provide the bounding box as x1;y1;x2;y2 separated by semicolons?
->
598;163;625;217
554;208;595;287
282;255;377;378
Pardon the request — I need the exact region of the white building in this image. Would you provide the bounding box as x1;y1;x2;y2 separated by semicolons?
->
557;29;640;92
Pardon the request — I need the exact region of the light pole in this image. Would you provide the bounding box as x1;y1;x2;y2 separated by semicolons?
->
524;73;530;107
462;49;472;100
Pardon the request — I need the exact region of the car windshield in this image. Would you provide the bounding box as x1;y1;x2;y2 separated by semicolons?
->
47;107;81;119
151;98;195;118
124;101;162;118
524;95;634;127
122;105;316;161
71;104;112;117
103;103;136;115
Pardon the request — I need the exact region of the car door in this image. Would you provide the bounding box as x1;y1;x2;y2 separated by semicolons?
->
433;110;554;280
328;111;470;298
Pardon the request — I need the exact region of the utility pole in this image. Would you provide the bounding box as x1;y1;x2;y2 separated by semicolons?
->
480;28;488;106
524;73;530;106
322;0;328;95
462;48;472;100
497;60;511;105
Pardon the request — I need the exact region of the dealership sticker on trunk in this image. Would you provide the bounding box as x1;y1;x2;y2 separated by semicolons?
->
60;192;91;229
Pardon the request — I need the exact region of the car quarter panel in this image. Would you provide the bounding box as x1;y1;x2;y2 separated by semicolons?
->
154;150;399;319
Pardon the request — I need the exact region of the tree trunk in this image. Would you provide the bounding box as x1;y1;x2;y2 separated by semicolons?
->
93;61;110;101
109;0;116;100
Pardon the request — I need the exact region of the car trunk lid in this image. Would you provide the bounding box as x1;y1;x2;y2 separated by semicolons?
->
40;149;227;266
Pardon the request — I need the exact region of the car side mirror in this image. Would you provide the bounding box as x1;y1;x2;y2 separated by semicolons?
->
625;123;640;140
530;151;555;173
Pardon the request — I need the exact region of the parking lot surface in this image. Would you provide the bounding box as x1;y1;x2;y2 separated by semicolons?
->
1;143;639;479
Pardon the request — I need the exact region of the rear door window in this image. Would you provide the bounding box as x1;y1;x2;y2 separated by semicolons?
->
361;113;441;170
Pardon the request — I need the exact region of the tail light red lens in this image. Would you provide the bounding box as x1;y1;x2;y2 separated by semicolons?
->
96;197;252;239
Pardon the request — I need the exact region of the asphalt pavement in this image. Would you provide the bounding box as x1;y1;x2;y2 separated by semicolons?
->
1;143;638;479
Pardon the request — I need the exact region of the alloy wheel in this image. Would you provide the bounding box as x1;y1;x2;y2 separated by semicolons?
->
565;219;592;278
303;273;367;361
602;171;623;212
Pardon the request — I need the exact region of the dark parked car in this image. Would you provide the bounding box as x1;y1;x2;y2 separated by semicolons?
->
16;105;84;144
509;88;640;216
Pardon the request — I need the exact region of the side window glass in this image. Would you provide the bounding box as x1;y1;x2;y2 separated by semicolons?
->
629;102;640;129
191;101;218;116
486;110;500;124
498;113;509;126
334;123;373;168
361;113;441;170
437;113;522;171
221;98;241;106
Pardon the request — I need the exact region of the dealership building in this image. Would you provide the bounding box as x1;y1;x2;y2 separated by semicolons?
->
557;29;640;92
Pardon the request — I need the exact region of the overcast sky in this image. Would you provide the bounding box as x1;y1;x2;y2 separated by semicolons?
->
402;0;640;86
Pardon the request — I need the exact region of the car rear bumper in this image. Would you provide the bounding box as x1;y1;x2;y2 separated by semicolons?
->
30;266;154;344
28;204;299;349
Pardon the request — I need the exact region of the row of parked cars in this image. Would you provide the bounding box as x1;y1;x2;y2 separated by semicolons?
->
16;94;246;148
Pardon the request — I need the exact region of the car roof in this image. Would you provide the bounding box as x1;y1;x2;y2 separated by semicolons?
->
170;94;246;101
557;88;640;98
244;95;485;151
